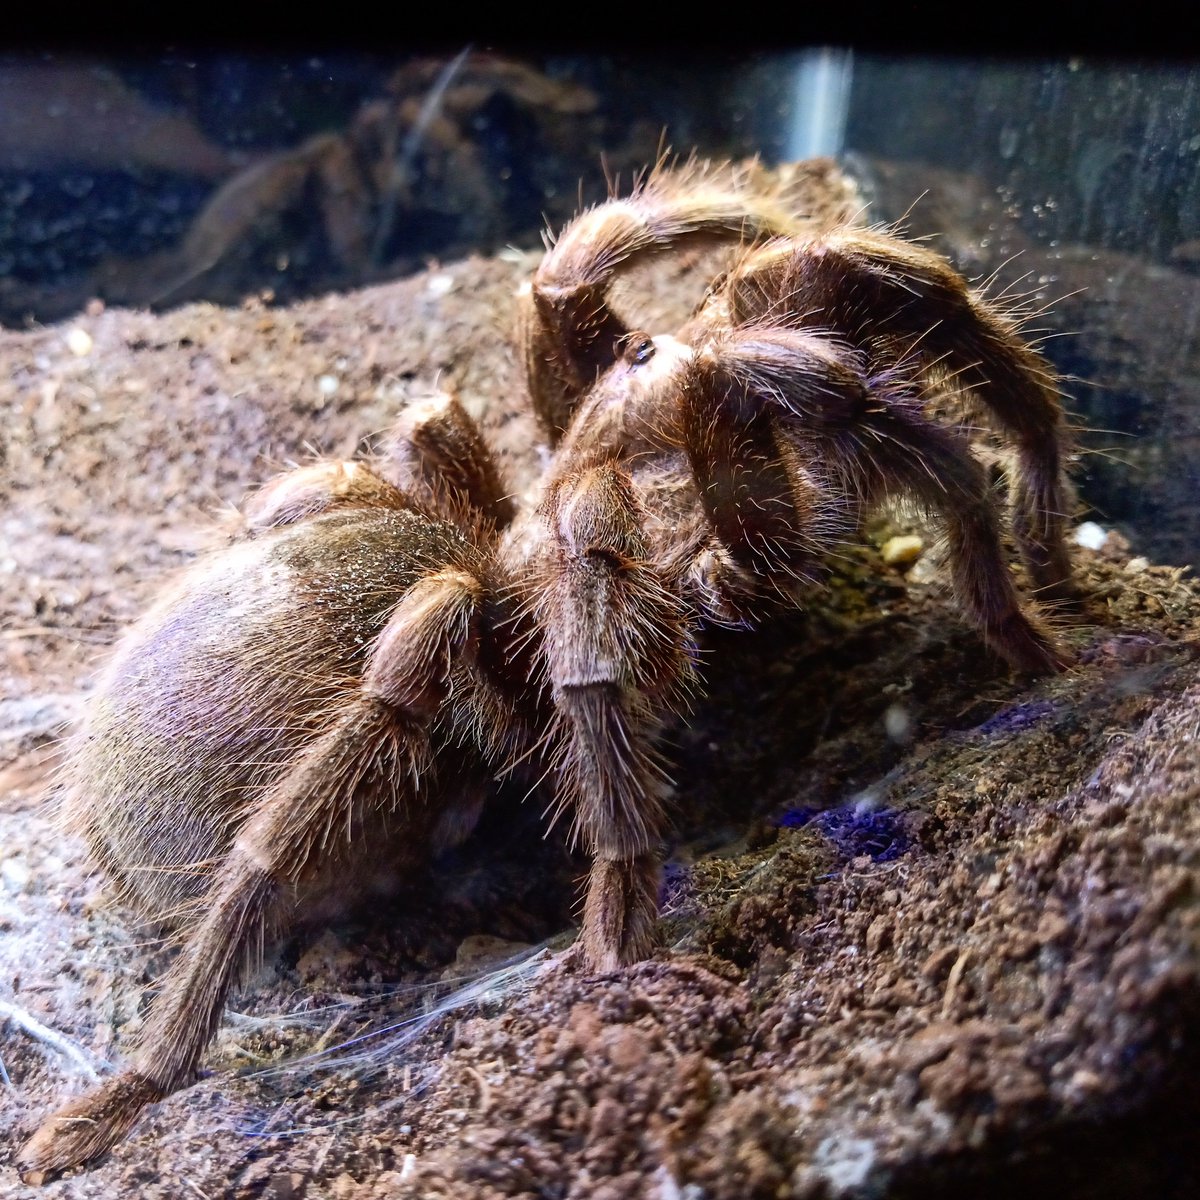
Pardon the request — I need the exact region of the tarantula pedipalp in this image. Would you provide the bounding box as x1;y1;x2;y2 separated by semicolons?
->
18;160;1074;1180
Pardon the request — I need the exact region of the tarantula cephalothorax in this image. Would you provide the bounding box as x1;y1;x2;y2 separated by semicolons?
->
19;161;1075;1179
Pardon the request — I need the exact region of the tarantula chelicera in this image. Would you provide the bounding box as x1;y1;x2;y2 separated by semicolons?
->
19;161;1074;1178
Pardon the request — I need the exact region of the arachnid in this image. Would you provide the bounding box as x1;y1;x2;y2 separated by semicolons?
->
19;160;1075;1179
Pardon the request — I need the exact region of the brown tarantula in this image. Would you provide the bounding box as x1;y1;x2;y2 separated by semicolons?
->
19;160;1074;1178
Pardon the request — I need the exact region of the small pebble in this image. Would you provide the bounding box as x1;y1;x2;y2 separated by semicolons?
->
1074;521;1108;550
881;534;924;567
1124;556;1150;574
1;859;31;891
65;328;93;356
883;702;914;743
426;273;455;296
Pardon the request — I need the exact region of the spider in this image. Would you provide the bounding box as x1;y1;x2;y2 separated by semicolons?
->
18;160;1074;1180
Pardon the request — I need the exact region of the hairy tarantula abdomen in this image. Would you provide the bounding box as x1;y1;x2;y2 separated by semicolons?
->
67;502;491;926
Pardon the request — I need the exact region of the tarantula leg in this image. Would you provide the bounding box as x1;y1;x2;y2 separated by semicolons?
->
239;393;514;541
858;396;1069;672
539;464;694;971
378;390;515;529
715;231;1076;602
17;569;483;1181
523;161;812;440
679;348;846;614
689;329;1067;673
238;460;411;535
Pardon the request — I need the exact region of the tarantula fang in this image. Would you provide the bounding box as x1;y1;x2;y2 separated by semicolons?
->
19;159;1074;1181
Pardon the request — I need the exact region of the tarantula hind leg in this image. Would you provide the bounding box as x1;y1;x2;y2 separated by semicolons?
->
539;464;695;972
377;389;516;529
235;390;514;538
235;458;411;535
17;568;483;1182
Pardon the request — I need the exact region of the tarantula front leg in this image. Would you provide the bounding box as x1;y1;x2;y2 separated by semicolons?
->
681;329;1067;673
538;464;694;971
522;160;813;440
17;568;483;1182
711;230;1076;603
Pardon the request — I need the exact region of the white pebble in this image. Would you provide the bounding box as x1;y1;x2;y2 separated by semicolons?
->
1;859;31;891
317;374;340;397
426;272;455;296
811;1134;878;1192
883;703;914;743
66;328;93;356
1074;521;1108;550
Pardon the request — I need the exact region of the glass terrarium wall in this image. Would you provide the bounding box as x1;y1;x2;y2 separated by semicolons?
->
0;52;770;326
1;50;1197;564
840;57;1200;569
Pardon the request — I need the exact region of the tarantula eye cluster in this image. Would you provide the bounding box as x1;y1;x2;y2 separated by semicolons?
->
19;158;1075;1181
623;334;656;365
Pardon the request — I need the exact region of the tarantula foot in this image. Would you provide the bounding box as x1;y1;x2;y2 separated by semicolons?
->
991;611;1074;675
17;1071;162;1183
577;855;661;974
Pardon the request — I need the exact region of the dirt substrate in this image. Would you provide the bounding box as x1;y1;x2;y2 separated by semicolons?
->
1;230;1199;1199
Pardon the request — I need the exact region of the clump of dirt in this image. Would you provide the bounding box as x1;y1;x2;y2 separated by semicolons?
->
2;190;1199;1200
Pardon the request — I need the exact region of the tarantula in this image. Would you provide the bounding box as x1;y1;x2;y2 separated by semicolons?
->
18;160;1073;1179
